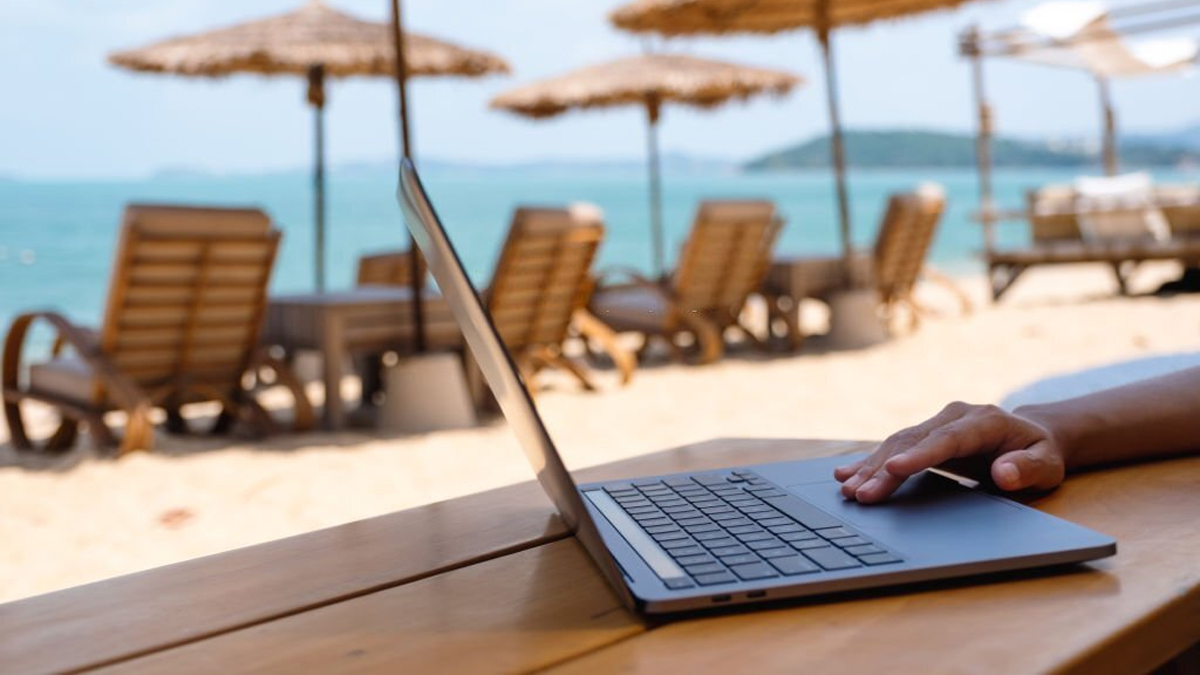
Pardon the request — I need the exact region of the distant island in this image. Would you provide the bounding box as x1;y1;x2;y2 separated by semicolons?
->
743;129;1200;171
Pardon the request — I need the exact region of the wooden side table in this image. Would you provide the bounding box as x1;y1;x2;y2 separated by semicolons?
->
262;287;461;430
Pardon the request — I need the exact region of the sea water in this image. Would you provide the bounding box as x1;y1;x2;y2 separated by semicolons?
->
0;166;1191;346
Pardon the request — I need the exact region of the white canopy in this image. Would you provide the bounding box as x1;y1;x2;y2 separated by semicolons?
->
1005;1;1197;77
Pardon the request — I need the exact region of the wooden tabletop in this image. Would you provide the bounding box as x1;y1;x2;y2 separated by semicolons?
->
2;438;1197;674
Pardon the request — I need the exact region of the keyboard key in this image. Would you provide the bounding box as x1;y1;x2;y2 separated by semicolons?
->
803;546;862;570
718;553;760;566
739;504;774;514
770;555;820;576
712;515;752;527
693;474;729;486
651;531;690;543
664;477;694;488
633;480;665;488
699;537;738;549
735;531;774;543
664;578;694;590
815;527;856;539
726;475;747;483
660;537;698;549
748;488;787;498
728;525;763;535
778;531;819;542
684;562;726;576
691;499;723;508
709;544;751;557
749;512;786;523
746;539;786;551
700;505;735;516
726;496;761;506
604;483;635;493
757;517;793;528
833;536;872;549
759;547;799;559
844;544;885;556
645;525;681;535
626;506;660;516
684;523;720;534
859;552;903;565
675;553;716;566
693;530;729;542
759;494;844;530
667;545;707;558
767;523;806;534
790;539;832;551
710;487;742;496
635;517;671;528
732;470;756;478
676;517;710;528
694;571;737;586
729;562;779;581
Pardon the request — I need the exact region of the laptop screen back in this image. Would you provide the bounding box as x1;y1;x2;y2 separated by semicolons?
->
396;160;635;607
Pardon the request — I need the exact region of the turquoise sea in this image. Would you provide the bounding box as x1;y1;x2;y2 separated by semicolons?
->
0;166;1193;344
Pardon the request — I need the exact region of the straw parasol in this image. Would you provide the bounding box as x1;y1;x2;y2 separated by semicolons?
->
999;1;1197;175
491;54;802;276
109;0;509;295
611;0;988;278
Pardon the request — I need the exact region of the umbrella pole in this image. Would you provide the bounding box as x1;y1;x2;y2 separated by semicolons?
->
390;0;426;353
1098;75;1118;176
645;99;665;279
307;65;327;294
966;26;996;256
817;28;854;284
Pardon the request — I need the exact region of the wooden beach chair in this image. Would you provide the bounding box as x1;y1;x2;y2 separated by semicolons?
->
481;204;629;394
2;204;312;456
356;249;425;288
764;185;968;348
589;200;782;365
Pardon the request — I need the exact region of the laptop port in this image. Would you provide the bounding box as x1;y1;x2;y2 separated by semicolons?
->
711;594;732;603
746;591;767;599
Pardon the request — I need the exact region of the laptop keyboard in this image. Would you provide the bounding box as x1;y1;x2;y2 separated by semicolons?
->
601;470;902;589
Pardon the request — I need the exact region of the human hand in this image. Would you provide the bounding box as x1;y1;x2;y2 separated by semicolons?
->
833;402;1068;503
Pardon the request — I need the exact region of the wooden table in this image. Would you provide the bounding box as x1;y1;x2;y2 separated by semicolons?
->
262;287;461;430
2;438;1198;674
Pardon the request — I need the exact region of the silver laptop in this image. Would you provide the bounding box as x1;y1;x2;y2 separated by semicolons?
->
396;159;1116;614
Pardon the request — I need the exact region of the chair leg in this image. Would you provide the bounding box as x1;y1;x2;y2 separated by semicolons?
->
549;354;597;392
117;405;155;457
45;419;80;453
922;265;973;315
165;406;188;435
678;315;724;365
3;400;31;450
254;352;315;433
573;310;635;385
990;263;1027;302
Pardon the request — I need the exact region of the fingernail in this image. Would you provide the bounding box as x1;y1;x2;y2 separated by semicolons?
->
996;462;1020;488
843;474;865;491
856;477;880;496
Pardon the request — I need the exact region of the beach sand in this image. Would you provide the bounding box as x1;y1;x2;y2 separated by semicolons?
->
2;261;1198;604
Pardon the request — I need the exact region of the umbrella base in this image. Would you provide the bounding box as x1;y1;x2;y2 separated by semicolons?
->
826;289;889;350
379;352;477;433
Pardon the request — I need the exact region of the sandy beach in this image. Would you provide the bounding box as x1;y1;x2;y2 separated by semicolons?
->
2;261;1198;605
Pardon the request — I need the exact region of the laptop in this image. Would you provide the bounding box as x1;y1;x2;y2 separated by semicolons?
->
396;159;1116;615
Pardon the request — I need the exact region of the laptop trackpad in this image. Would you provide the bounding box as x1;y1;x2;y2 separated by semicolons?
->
788;472;1018;534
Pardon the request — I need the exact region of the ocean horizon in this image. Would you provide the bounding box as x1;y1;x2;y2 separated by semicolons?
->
1;164;1194;350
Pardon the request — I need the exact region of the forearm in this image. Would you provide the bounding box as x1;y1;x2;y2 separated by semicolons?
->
1015;366;1200;471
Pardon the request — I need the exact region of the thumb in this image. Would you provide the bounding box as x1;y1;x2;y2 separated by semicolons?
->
991;441;1066;492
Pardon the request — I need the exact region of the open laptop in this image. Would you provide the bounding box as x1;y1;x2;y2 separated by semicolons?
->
396;159;1116;615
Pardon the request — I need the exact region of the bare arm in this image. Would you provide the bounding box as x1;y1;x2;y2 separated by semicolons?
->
835;366;1200;503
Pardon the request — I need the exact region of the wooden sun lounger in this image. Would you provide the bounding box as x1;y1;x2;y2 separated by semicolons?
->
2;204;312;456
986;184;1200;300
589;200;782;365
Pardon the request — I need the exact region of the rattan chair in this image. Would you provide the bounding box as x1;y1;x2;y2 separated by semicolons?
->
2;204;312;455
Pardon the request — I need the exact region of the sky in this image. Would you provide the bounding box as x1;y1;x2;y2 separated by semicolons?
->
1;0;1197;179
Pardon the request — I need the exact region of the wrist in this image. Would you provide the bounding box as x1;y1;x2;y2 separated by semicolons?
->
1012;402;1079;470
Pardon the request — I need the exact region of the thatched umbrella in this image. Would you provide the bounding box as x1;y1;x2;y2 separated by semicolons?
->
109;0;509;296
491;54;801;276
611;0;986;278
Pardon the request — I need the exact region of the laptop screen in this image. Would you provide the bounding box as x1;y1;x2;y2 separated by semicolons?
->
396;159;635;607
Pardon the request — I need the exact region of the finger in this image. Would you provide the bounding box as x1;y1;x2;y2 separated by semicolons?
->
991;442;1066;492
833;460;864;481
852;470;908;504
883;409;1009;478
837;402;975;497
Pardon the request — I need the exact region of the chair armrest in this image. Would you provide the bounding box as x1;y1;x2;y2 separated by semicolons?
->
3;310;150;414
